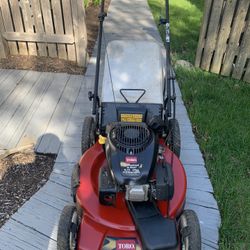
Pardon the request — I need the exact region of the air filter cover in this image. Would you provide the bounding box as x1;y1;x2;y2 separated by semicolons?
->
106;122;158;185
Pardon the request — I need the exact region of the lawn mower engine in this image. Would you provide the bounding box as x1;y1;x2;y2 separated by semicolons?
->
99;122;174;206
96;122;180;250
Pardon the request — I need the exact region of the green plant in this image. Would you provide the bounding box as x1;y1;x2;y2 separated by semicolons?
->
84;0;101;7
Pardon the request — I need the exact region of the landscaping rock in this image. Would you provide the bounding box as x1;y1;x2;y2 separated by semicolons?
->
175;60;194;70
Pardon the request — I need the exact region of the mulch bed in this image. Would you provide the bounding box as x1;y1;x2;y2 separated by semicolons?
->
0;0;111;75
0;149;56;228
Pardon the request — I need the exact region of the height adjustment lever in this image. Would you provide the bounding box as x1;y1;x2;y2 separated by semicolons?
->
98;12;107;21
171;94;176;101
159;16;167;26
88;91;94;101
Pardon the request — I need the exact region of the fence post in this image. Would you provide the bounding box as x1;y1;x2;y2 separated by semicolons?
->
195;0;250;83
195;0;213;68
0;6;8;58
71;0;88;67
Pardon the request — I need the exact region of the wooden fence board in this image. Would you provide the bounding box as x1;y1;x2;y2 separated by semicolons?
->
20;0;37;56
0;1;18;54
30;0;47;56
244;62;250;82
62;0;76;61
196;0;250;83
210;0;237;74
40;0;57;58
3;32;75;43
71;0;87;66
0;6;8;58
220;0;250;76
200;0;224;71
195;0;213;67
0;0;87;66
232;20;250;79
9;0;28;55
51;0;67;59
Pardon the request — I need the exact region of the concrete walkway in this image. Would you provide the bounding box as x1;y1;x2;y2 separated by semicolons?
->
0;0;221;249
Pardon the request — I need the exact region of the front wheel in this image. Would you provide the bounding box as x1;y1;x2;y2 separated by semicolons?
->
178;209;201;250
57;204;80;250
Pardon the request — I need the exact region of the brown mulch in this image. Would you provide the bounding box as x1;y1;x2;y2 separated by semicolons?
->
0;1;111;75
0;56;85;75
0;149;56;228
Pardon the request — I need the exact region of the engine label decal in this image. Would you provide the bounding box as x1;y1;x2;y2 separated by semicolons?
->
120;162;142;177
125;156;138;164
120;113;143;122
102;237;141;250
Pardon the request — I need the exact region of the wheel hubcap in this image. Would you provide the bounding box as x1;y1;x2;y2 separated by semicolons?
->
69;210;79;250
180;216;189;250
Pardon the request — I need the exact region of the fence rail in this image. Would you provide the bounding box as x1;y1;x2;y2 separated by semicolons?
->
195;0;250;83
0;0;87;67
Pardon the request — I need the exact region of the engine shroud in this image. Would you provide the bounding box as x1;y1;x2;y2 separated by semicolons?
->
105;122;158;185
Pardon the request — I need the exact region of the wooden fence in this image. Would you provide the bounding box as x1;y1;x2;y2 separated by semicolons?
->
195;0;250;83
0;0;87;66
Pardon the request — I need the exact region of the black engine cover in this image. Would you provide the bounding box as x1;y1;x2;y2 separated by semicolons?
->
105;122;158;186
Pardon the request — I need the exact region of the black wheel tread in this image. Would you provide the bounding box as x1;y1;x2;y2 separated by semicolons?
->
168;118;181;157
81;116;95;154
57;204;76;250
180;209;201;250
71;164;80;203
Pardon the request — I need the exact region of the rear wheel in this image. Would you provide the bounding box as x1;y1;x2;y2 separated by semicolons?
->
179;210;201;250
168;118;181;157
81;116;96;154
57;204;80;250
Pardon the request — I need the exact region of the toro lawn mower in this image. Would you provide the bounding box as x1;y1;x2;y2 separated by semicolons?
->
57;0;201;249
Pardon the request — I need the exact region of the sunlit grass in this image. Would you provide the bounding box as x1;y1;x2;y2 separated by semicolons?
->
84;0;100;7
148;0;202;62
176;67;250;249
148;0;250;248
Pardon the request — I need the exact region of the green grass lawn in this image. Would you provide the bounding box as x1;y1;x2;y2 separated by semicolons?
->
84;0;100;7
148;0;250;249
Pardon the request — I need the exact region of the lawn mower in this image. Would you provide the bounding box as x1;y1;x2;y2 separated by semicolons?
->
57;0;201;249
